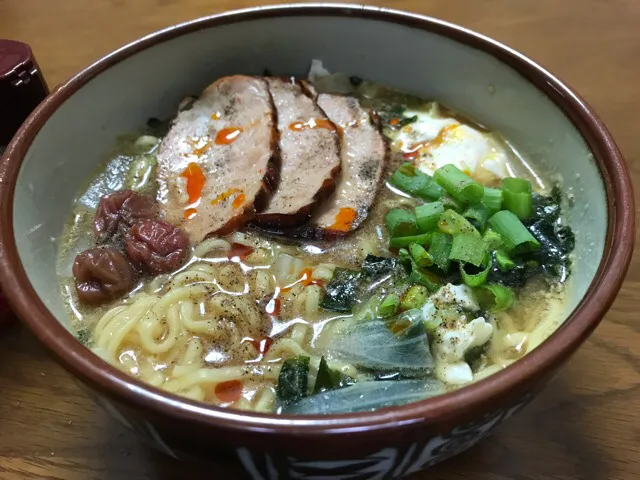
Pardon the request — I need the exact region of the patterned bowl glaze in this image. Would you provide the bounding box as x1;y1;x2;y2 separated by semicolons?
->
0;4;634;479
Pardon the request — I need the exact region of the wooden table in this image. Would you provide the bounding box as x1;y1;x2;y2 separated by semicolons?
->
1;1;638;478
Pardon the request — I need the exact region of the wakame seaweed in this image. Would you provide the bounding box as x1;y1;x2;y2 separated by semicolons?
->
378;104;417;130
276;356;310;407
525;189;575;280
320;268;362;313
362;254;398;278
486;188;574;289
464;342;489;371
146;117;172;137
76;328;92;347
329;317;434;377
313;356;353;394
321;255;405;313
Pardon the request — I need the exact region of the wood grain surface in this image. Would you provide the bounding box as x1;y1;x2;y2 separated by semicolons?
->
1;1;638;479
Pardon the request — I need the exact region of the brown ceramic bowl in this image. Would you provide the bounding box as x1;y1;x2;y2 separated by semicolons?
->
0;4;634;478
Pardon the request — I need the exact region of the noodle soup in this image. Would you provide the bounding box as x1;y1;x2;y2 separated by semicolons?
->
57;69;574;415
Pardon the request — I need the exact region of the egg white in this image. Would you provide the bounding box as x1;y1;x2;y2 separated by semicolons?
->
389;104;512;181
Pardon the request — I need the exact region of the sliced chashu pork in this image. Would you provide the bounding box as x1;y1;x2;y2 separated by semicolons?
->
253;91;387;240
156;75;278;243
312;93;387;235
250;78;341;228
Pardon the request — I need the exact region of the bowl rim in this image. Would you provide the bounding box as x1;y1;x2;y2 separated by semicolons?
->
0;3;634;435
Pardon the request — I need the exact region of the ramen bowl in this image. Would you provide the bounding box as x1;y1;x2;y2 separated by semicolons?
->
0;4;634;478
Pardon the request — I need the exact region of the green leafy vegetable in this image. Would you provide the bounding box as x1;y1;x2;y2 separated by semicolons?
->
379;105;417;130
282;380;446;415
464;343;489;368
76;328;92;346
393;115;418;129
362;254;398;278
526;189;575;280
146;117;171;137
433;164;484;204
330;316;434;376
276;356;310;406
313;356;352;394
320;268;361;313
321;255;404;314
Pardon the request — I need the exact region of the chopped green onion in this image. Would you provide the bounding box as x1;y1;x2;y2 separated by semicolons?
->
409;242;434;267
409;261;440;292
398;163;414;175
398;248;411;265
441;195;464;213
409;263;441;291
423;315;442;334
385;208;418;237
378;294;401;318
475;284;516;311
463;203;491;231
483;229;503;251
487;210;540;253
400;285;430;311
438;209;480;238
126;154;157;191
481;187;503;214
433;164;484;204
460;255;491;287
415;202;444;233
449;234;487;267
428;232;453;272
495;250;516;272
389;232;432;248
502;177;533;220
390;163;444;200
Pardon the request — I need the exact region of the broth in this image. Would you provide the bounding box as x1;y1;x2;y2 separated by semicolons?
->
57;73;572;414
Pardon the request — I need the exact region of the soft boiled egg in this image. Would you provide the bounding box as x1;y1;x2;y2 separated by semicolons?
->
388;104;512;183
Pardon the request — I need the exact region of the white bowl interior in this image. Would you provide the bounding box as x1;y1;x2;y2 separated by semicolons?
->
12;12;606;331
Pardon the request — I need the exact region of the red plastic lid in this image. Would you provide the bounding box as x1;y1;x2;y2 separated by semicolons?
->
0;39;48;325
0;39;48;147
